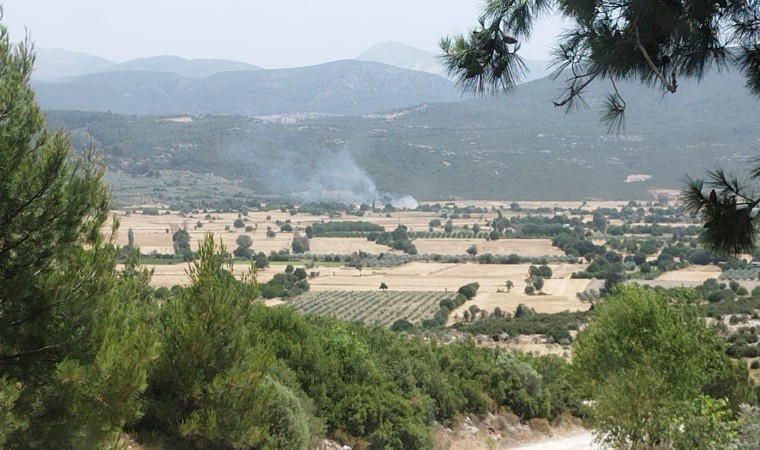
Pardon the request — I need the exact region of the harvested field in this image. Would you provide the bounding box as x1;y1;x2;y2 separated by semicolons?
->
309;237;402;255
109;210;297;255
655;265;722;282
123;262;284;288
308;262;586;294
114;211;591;318
413;238;564;257
448;291;590;324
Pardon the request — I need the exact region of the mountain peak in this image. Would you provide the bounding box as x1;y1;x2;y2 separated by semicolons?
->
357;41;443;76
99;55;262;78
32;47;115;82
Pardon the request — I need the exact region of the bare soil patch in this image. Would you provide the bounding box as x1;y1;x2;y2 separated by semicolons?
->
414;239;564;257
654;265;722;282
309;237;402;255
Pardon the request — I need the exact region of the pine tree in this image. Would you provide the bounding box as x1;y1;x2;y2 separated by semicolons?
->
444;0;760;254
139;235;271;448
441;0;760;132
0;17;159;447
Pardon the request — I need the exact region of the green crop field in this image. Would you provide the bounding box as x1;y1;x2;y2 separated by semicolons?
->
287;291;450;327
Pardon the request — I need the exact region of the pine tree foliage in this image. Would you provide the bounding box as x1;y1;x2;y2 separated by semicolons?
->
682;164;760;255
0;13;159;447
441;0;760;132
139;235;272;448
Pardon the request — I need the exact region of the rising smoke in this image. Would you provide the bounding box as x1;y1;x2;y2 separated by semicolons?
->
265;149;418;208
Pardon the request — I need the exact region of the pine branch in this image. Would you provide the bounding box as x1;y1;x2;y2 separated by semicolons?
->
553;70;599;108
634;23;678;93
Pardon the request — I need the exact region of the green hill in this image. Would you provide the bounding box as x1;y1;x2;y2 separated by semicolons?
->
44;65;758;206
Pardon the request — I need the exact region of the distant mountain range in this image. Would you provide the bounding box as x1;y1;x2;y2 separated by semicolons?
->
32;48;262;81
33;59;461;116
98;55;262;78
31;43;553;117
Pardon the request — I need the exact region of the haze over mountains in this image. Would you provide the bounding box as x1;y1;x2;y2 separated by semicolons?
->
31;43;552;116
357;41;552;83
32;48;263;81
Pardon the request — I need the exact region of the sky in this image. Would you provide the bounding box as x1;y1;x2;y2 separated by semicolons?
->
4;0;567;69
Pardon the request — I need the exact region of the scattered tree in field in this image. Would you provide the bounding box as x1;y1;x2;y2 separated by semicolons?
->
349;253;364;277
505;280;514;292
529;264;552;279
127;227;135;250
233;234;254;259
266;227;276;238
468;304;481;319
532;276;544;292
291;232;310;254
573;285;753;448
472;223;481;234
489;229;500;241
444;220;454;234
254;252;269;270
380;282;388;290
172;229;191;253
592;210;607;232
458;282;480;299
233;218;245;228
466;244;478;256
429;218;442;228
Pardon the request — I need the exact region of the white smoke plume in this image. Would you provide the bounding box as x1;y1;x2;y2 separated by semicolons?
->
270;149;418;208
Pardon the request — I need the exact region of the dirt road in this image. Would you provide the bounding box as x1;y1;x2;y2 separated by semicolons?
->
511;431;605;449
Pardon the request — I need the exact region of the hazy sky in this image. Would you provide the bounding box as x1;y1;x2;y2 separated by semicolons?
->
4;1;566;68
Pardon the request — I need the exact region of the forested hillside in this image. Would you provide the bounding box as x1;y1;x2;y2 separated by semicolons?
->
45;65;758;205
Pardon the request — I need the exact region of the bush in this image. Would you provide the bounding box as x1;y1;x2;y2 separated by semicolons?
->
458;282;480;300
708;289;737;303
528;418;552;434
390;319;414;332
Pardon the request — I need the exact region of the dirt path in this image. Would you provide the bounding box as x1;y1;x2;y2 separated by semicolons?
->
510;431;603;449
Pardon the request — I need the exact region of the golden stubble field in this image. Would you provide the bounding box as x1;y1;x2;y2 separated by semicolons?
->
108;208;570;258
105;206;683;318
139;258;593;316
